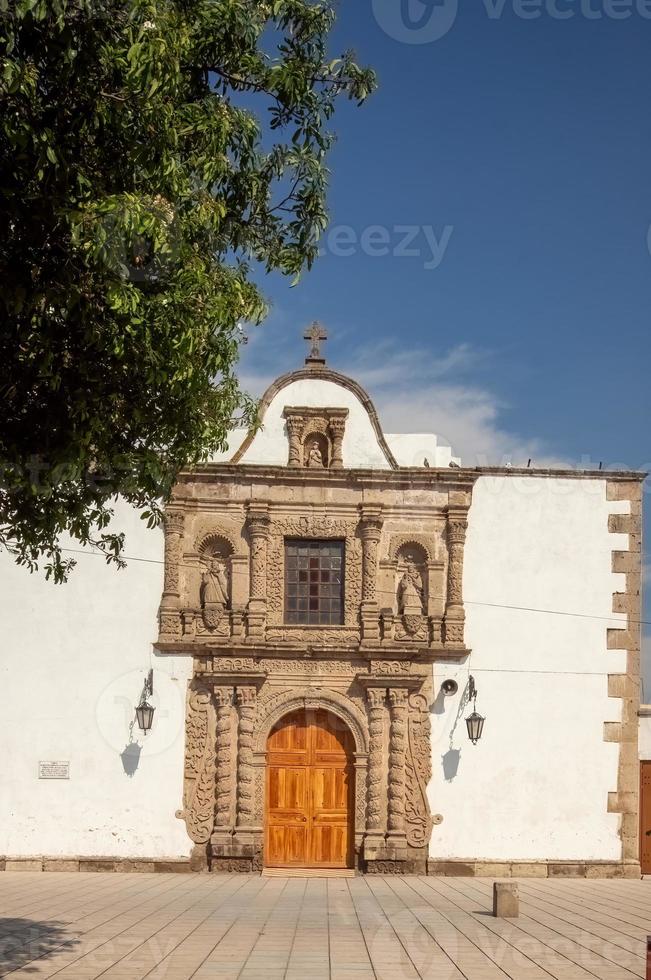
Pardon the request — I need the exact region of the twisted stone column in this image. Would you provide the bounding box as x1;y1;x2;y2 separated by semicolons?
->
214;687;233;830
445;512;468;645
159;509;184;636
387;687;408;838
235;686;256;830
366;688;386;834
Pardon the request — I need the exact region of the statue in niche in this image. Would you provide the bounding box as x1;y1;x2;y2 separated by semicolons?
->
305;440;326;468
397;554;427;639
200;556;229;629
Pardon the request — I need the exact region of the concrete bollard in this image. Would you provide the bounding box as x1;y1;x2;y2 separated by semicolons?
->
493;881;519;918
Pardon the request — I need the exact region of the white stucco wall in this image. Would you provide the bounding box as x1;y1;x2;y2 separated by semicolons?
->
427;475;630;862
237;378;393;468
0;502;193;859
385;433;458;468
639;711;651;759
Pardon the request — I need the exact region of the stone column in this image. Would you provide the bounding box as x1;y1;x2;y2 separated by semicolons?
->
328;417;346;469
235;686;257;842
365;688;386;843
213;686;234;844
359;506;383;642
387;687;409;845
285;415;305;467
245;503;270;640
444;511;468;646
159;509;184;637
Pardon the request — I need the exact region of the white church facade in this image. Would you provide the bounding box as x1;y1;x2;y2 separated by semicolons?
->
0;330;644;877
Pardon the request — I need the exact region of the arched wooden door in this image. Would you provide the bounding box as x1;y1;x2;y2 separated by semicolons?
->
265;708;354;869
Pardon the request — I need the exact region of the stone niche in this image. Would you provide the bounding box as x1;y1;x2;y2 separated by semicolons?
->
157;466;477;873
282;406;349;469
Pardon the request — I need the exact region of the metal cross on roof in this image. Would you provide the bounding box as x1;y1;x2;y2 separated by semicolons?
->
303;321;327;365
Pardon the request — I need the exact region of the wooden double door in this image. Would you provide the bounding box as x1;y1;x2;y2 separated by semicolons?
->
265;708;354;869
641;761;651;874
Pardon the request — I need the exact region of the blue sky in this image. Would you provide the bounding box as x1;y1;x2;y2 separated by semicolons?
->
237;0;651;689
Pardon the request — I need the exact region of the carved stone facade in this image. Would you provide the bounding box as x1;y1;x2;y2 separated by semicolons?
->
159;445;477;873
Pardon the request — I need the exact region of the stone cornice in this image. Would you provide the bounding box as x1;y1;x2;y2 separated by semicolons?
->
180;462;646;482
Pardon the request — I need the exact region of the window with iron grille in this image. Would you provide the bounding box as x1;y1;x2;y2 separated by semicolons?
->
284;539;344;625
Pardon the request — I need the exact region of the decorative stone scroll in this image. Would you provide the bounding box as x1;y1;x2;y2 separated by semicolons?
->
405;692;433;848
178;688;215;843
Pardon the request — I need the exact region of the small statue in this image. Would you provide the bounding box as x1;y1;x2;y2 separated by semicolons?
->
201;557;229;628
305;440;325;468
398;557;424;618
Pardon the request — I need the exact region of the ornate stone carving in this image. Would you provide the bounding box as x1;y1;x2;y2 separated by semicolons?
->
405;692;433;848
387;688;408;836
214;687;233;829
282;406;349;469
285;414;305;467
159;509;184;637
236;686;257;828
200;558;229;630
387;535;436;563
180;688;214;844
359;509;383;603
329;417;346;469
305;438;327;468
394;544;429;641
246;508;270;601
372;660;411;675
259;658;358;675
366;688;385;833
213;657;257;672
444;512;468;645
265;627;359;646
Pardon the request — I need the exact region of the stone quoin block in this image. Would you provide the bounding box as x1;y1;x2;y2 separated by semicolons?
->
493;882;519;918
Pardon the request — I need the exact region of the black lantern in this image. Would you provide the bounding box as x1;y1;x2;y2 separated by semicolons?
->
465;675;485;745
135;670;155;735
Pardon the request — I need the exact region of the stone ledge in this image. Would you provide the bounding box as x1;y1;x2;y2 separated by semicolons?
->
425;859;641;878
0;857;192;873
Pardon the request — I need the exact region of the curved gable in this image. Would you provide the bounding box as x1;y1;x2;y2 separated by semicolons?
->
232;367;397;469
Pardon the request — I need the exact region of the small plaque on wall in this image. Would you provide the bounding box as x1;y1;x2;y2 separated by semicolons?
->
38;761;70;780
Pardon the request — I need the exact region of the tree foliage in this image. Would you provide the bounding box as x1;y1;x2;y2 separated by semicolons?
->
0;0;375;580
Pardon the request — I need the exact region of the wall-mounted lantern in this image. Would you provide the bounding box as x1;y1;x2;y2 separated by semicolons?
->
135;669;155;736
465;674;485;745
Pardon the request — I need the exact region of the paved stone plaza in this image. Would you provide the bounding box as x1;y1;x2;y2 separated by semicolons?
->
0;872;649;979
